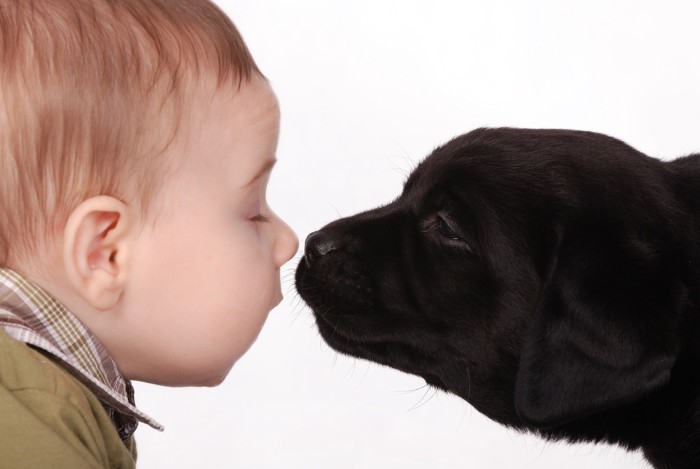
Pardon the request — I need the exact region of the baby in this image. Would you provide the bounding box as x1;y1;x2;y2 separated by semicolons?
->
0;0;298;467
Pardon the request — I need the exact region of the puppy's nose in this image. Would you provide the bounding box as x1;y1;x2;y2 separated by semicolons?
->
304;230;339;266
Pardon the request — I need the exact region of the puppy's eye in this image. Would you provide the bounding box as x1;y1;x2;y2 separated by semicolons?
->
422;214;462;240
422;213;473;254
437;217;460;240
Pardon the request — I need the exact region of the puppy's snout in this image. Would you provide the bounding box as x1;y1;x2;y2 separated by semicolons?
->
304;230;340;266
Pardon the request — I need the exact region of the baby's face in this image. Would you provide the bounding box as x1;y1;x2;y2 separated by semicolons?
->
117;76;298;386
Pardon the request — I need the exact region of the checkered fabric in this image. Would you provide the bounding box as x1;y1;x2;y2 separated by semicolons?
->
0;267;162;439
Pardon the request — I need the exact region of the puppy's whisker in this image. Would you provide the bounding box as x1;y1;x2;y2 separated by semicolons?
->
387;140;418;179
328;202;342;218
357;361;371;387
343;359;357;380
393;384;429;395
286;295;309;323
288;292;304;311
456;401;472;433
404;386;435;414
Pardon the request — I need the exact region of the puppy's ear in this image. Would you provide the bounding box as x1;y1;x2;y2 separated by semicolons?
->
514;223;684;428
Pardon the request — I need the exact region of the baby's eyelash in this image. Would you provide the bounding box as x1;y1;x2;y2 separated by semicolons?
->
251;214;271;223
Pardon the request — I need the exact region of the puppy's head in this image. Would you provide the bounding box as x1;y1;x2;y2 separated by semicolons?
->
296;128;689;430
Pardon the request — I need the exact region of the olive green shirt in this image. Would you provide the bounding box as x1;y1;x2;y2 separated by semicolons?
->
0;329;137;468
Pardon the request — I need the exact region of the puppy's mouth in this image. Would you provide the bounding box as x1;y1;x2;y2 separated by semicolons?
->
313;309;449;391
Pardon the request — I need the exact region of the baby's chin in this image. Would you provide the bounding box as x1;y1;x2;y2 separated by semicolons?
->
189;354;248;387
163;365;236;388
136;353;241;387
191;372;230;388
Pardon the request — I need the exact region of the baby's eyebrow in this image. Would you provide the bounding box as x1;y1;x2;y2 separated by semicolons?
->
244;158;277;187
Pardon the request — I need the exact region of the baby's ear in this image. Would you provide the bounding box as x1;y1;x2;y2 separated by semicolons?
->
63;196;131;310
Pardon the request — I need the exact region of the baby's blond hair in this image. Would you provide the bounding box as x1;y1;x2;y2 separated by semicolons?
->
0;0;260;266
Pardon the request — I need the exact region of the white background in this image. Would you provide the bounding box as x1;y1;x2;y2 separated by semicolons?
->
134;1;700;468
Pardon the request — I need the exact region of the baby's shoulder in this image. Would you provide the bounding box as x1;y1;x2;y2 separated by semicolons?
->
0;329;135;468
0;328;79;395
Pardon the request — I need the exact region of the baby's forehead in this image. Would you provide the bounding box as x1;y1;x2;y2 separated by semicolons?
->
184;77;279;148
160;77;280;188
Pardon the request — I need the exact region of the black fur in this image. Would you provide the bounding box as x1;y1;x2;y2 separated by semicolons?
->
295;128;700;469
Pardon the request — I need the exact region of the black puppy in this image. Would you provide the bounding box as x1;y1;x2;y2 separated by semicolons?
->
295;128;700;469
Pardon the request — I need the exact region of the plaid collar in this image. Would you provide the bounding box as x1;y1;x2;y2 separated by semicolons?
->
0;267;163;439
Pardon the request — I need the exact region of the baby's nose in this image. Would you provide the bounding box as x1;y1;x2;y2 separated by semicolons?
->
275;220;298;267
